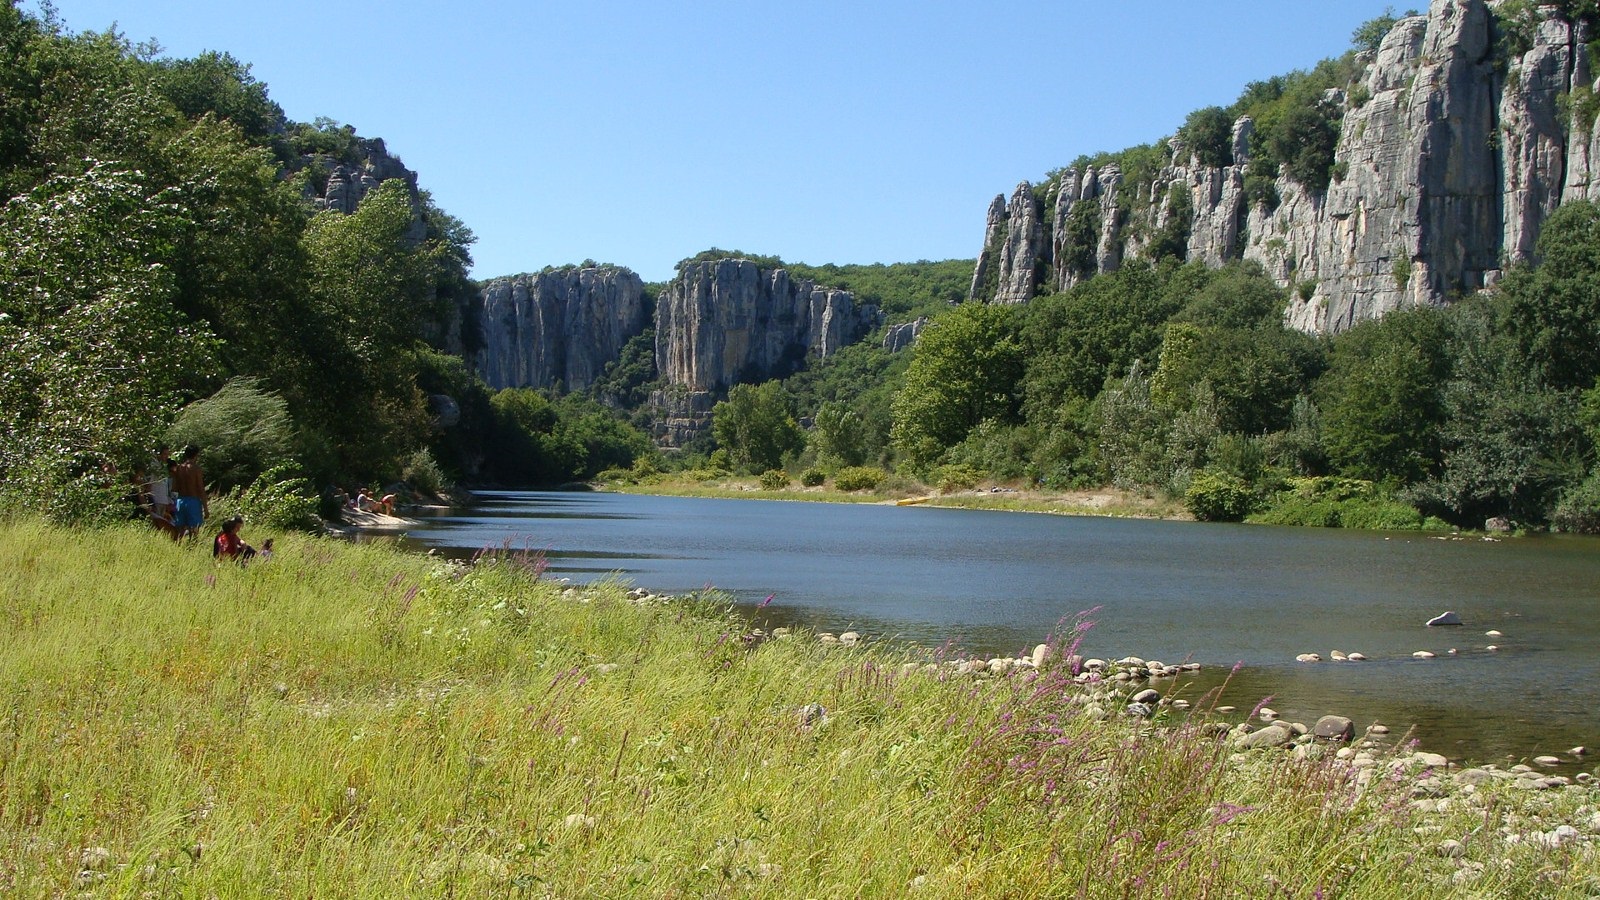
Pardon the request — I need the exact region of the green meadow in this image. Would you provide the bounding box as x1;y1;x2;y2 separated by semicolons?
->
0;521;1594;897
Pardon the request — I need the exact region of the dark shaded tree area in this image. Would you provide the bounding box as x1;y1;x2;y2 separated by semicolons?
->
0;4;650;521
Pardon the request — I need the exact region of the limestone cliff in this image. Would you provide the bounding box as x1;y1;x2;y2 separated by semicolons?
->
473;266;648;393
651;259;870;444
969;0;1598;334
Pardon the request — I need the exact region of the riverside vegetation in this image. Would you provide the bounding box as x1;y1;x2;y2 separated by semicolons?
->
3;520;1599;897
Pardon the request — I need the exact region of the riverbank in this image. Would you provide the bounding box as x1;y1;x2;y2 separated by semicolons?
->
2;520;1595;896
603;472;1189;520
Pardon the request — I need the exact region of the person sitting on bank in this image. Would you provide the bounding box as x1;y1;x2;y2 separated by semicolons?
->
212;516;256;563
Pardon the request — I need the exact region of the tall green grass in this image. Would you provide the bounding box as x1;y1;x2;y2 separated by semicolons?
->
0;521;1593;896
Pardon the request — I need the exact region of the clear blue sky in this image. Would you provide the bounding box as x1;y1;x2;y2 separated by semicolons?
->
39;1;1405;282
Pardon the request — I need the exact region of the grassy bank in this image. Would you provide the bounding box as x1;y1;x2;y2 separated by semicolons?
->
605;473;1188;520
0;522;1595;896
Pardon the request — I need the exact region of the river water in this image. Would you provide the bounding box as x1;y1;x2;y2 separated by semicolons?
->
390;490;1600;765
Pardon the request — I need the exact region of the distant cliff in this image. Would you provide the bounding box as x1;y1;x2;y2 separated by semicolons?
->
969;0;1600;334
462;258;871;444
650;259;872;445
474;267;648;393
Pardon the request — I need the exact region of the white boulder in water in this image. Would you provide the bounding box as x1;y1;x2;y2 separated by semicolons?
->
1426;611;1463;626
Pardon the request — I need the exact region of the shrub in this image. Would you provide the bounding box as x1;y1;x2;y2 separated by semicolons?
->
833;466;886;492
167;377;298;492
1337;498;1425;530
209;464;320;532
1553;472;1600;534
800;467;827;487
929;464;981;493
401;448;447;495
1251;496;1343;527
1184;470;1254;522
758;469;789;491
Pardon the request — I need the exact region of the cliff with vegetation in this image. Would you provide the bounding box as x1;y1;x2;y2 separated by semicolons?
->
473;267;648;393
969;0;1600;334
649;258;873;445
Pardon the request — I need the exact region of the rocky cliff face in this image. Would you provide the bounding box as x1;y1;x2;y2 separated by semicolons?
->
473;266;648;393
969;0;1597;334
651;259;871;444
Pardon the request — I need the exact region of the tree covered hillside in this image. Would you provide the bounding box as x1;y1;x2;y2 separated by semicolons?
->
0;2;652;522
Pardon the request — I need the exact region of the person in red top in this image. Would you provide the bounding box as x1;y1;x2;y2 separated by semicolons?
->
212;516;256;563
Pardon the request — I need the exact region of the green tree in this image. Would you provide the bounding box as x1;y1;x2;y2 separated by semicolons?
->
1411;306;1582;524
713;381;804;473
1177;106;1234;168
1020;262;1179;420
298;179;439;475
1501;200;1600;391
166;377;298;492
1317;308;1451;483
810;401;869;467
0;164;216;503
149;51;284;142
1152;322;1320;436
891;302;1024;468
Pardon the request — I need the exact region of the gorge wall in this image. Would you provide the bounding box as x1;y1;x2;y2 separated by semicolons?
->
969;0;1600;334
473;267;649;393
462;259;871;444
650;259;872;444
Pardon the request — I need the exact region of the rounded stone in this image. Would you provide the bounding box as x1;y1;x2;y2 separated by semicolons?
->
1296;653;1321;663
1347;652;1367;661
1131;688;1161;705
1413;650;1436;659
1313;715;1356;743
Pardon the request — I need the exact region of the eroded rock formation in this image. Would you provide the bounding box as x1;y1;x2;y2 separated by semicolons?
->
651;259;870;444
473;266;648;393
969;0;1599;334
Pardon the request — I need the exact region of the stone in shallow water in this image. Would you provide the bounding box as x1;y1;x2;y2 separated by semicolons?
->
1131;688;1160;705
1313;715;1355;743
1426;611;1463;626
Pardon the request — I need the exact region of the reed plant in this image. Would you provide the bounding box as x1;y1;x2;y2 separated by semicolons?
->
0;520;1594;896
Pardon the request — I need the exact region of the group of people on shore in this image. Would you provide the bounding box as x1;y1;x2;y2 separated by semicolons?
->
331;485;398;516
131;444;267;564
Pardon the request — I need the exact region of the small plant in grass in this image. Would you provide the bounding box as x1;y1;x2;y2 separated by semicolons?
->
833;466;886;492
800;467;826;487
758;469;789;491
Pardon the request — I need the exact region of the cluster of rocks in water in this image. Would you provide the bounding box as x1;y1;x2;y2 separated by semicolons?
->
596;585;1600;875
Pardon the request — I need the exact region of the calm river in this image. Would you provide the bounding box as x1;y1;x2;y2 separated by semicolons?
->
391;490;1600;765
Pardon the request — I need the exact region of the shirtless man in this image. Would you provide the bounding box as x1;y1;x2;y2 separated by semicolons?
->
170;444;208;541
